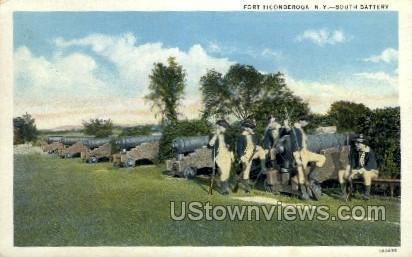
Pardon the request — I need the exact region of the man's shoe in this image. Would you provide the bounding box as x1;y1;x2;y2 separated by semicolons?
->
299;184;309;200
340;183;348;200
363;185;371;200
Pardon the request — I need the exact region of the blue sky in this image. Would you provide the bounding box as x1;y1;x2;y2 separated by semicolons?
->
13;12;398;129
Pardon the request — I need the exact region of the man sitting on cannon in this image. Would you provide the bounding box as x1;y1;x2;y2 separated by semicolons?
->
338;134;379;200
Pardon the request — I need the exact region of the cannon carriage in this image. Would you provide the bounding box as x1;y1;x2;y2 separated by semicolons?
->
112;135;162;167
41;136;65;154
165;136;214;179
57;136;95;158
81;138;113;163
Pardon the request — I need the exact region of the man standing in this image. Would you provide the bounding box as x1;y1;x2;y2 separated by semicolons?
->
208;119;234;195
290;117;326;200
263;116;282;169
339;134;379;200
236;119;266;193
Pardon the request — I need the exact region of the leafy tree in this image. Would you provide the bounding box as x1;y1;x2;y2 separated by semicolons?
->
200;64;310;131
327;101;371;132
325;102;400;178
82;118;113;138
145;57;186;124
13;113;38;144
304;113;334;133
361;107;400;178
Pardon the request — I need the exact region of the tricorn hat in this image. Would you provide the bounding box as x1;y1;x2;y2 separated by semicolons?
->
216;119;229;128
353;134;366;143
241;119;256;129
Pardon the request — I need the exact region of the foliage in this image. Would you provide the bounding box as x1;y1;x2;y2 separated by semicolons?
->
159;119;212;160
304;113;334;133
82;118;113;138
327;101;371;132
13;113;38;144
323;102;400;178
361;107;400;178
145;57;186;124
120;125;153;136
200;64;310;130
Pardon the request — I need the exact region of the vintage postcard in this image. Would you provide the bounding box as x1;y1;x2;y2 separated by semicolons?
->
1;0;411;256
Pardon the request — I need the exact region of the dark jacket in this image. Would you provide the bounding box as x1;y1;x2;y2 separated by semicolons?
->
279;127;290;138
236;133;259;157
263;129;279;149
289;127;303;153
350;147;378;171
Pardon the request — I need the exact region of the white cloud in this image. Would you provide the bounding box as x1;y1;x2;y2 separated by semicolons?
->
206;41;237;55
261;48;282;58
296;29;349;46
287;74;398;113
363;48;398;63
54;33;233;95
14;46;110;99
14;33;234;129
354;71;398;88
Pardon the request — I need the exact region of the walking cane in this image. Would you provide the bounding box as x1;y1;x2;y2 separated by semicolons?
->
208;146;216;195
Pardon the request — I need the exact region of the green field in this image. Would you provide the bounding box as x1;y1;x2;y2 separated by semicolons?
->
14;152;400;246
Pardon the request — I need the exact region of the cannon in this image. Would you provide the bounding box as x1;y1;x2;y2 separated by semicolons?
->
60;136;95;146
165;136;213;179
45;136;63;144
115;135;161;150
171;136;209;154
264;132;354;199
112;135;162;167
40;136;64;152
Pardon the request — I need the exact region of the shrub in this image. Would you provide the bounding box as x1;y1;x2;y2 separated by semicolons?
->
159;119;212;160
82;118;113;138
120;125;154;136
13;113;38;144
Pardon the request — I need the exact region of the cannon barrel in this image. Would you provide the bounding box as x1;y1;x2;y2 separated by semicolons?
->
172;136;209;154
45;136;63;144
306;133;354;153
115;135;162;150
84;138;112;149
61;136;95;146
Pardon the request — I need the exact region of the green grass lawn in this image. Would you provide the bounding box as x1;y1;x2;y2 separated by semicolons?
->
14;153;400;246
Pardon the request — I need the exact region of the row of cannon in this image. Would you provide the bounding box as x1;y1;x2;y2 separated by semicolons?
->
41;133;352;183
41;135;161;167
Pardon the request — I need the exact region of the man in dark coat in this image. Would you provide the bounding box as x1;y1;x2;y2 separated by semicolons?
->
339;134;379;200
289;117;326;200
263;117;282;168
236;119;266;193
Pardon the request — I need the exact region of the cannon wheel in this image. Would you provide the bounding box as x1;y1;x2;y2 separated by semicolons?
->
183;167;197;179
90;156;98;164
125;158;135;168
